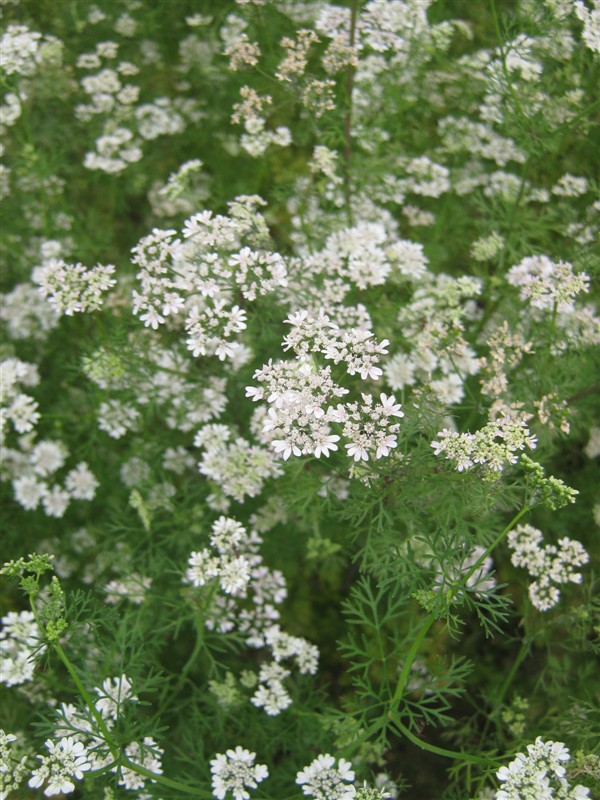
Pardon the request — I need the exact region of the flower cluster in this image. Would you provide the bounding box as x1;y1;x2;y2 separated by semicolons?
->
6;436;98;518
186;516;253;596
507;524;589;611
432;416;537;474
184;516;317;716
132;197;287;361
245;624;319;715
0;730;28;798
247;311;403;465
95;675;138;720
1;358;40;443
495;737;590;800
104;573;152;605
507;256;590;313
195;425;283;503
210;746;269;800
184;514;287;639
28;737;92;797
296;753;356;800
0;610;45;687
117;738;163;791
0;282;59;340
0;24;63;77
386;273;482;405
33;260;116;316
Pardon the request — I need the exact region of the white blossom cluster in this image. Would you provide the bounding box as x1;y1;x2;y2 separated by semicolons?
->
507;524;589;611
574;0;600;55
185;514;288;640
97;400;140;440
46;677;162;791
84;342;229;437
385;273;482;405
184;515;317;715
495;737;590;799
83;126;143;174
432;416;537;473
28;737;92;797
33;260;116;316
117;737;163;791
286;222;430;301
0;283;59;340
0;24;63;76
186;516;254;596
132;196;287;361
0;729;28;798
230;85;293;157
439;117;526;167
507;256;590;313
296;753;356;800
95;675;138;720
210;745;269;800
248;624;319;715
247;310;403;463
195;425;283;503
0;358;40;442
4;435;98;518
0;610;45;687
72;23;201;173
104;573;152;605
478;322;533;399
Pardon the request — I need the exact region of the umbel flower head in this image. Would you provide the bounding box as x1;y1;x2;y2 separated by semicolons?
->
28;736;92;797
296;753;356;800
495;737;590;800
210;745;269;800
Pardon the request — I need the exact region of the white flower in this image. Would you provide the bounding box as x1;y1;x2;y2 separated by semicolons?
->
251;679;292;716
495;737;589;800
28;737;92;797
346;442;369;462
272;439;302;460
117;737;163;790
219;556;252;595
296;753;356;800
210;746;269;800
94;675;137;720
42;486;70;518
313;434;340;458
507;525;589;612
65;462;99;500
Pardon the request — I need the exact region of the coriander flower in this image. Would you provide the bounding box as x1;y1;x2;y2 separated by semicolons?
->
296;753;356;800
94;675;137;720
495;737;589;800
1;729;28;798
28;737;92;797
507;525;589;612
210;746;268;800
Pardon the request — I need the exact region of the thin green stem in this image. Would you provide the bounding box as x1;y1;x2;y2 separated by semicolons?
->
28;596;118;754
390;614;435;708
121;759;211;797
54;643;118;752
391;718;498;766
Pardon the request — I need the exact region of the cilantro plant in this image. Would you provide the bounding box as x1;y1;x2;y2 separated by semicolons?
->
1;1;599;799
